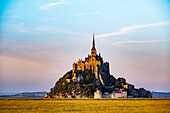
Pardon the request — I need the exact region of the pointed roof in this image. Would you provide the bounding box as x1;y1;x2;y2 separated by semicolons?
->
92;32;96;50
99;52;101;57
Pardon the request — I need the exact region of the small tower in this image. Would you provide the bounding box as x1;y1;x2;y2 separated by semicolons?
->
99;52;101;57
91;33;97;57
72;73;77;82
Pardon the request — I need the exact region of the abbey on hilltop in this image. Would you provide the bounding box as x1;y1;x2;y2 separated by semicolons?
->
72;33;110;86
48;33;152;99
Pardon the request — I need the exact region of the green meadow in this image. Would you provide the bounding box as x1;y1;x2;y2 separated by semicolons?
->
0;98;169;113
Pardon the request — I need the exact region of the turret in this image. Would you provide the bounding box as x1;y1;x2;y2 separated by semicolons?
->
99;52;101;57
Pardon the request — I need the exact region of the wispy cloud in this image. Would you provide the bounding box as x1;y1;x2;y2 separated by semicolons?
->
1;23;88;38
74;11;101;16
96;21;170;38
0;54;57;74
39;0;68;10
16;25;29;33
75;13;87;16
112;39;170;46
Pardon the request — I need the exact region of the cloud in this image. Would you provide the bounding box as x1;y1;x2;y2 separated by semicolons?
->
16;25;29;33
0;23;30;33
96;21;170;38
39;0;67;10
112;39;170;46
0;54;57;73
74;11;101;16
75;13;87;16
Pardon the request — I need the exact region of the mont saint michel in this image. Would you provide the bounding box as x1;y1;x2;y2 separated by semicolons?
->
47;34;152;99
1;0;170;112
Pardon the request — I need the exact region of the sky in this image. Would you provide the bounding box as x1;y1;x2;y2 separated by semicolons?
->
0;0;170;93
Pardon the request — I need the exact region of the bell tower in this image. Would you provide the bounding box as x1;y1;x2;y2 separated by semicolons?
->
91;33;96;57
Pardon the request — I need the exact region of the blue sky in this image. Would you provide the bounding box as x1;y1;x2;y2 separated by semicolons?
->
0;0;170;92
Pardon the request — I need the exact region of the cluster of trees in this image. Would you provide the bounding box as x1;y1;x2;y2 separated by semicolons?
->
115;77;126;88
50;70;96;97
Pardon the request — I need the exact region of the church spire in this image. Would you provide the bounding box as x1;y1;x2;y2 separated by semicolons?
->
91;32;97;57
92;32;96;50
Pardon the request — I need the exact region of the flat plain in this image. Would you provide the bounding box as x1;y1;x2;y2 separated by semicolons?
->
0;98;170;113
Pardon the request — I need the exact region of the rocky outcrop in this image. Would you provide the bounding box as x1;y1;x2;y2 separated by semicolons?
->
48;34;152;98
49;70;152;98
128;84;152;98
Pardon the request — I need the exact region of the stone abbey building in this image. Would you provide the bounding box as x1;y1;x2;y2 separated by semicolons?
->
72;33;110;86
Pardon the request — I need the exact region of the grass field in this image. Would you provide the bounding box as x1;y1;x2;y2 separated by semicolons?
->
0;98;170;113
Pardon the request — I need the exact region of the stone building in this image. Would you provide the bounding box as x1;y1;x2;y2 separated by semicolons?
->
72;73;77;82
94;89;102;98
121;91;127;98
111;91;127;98
93;90;128;98
72;33;110;85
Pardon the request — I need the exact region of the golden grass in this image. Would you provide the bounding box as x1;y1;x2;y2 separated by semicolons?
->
0;98;170;113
